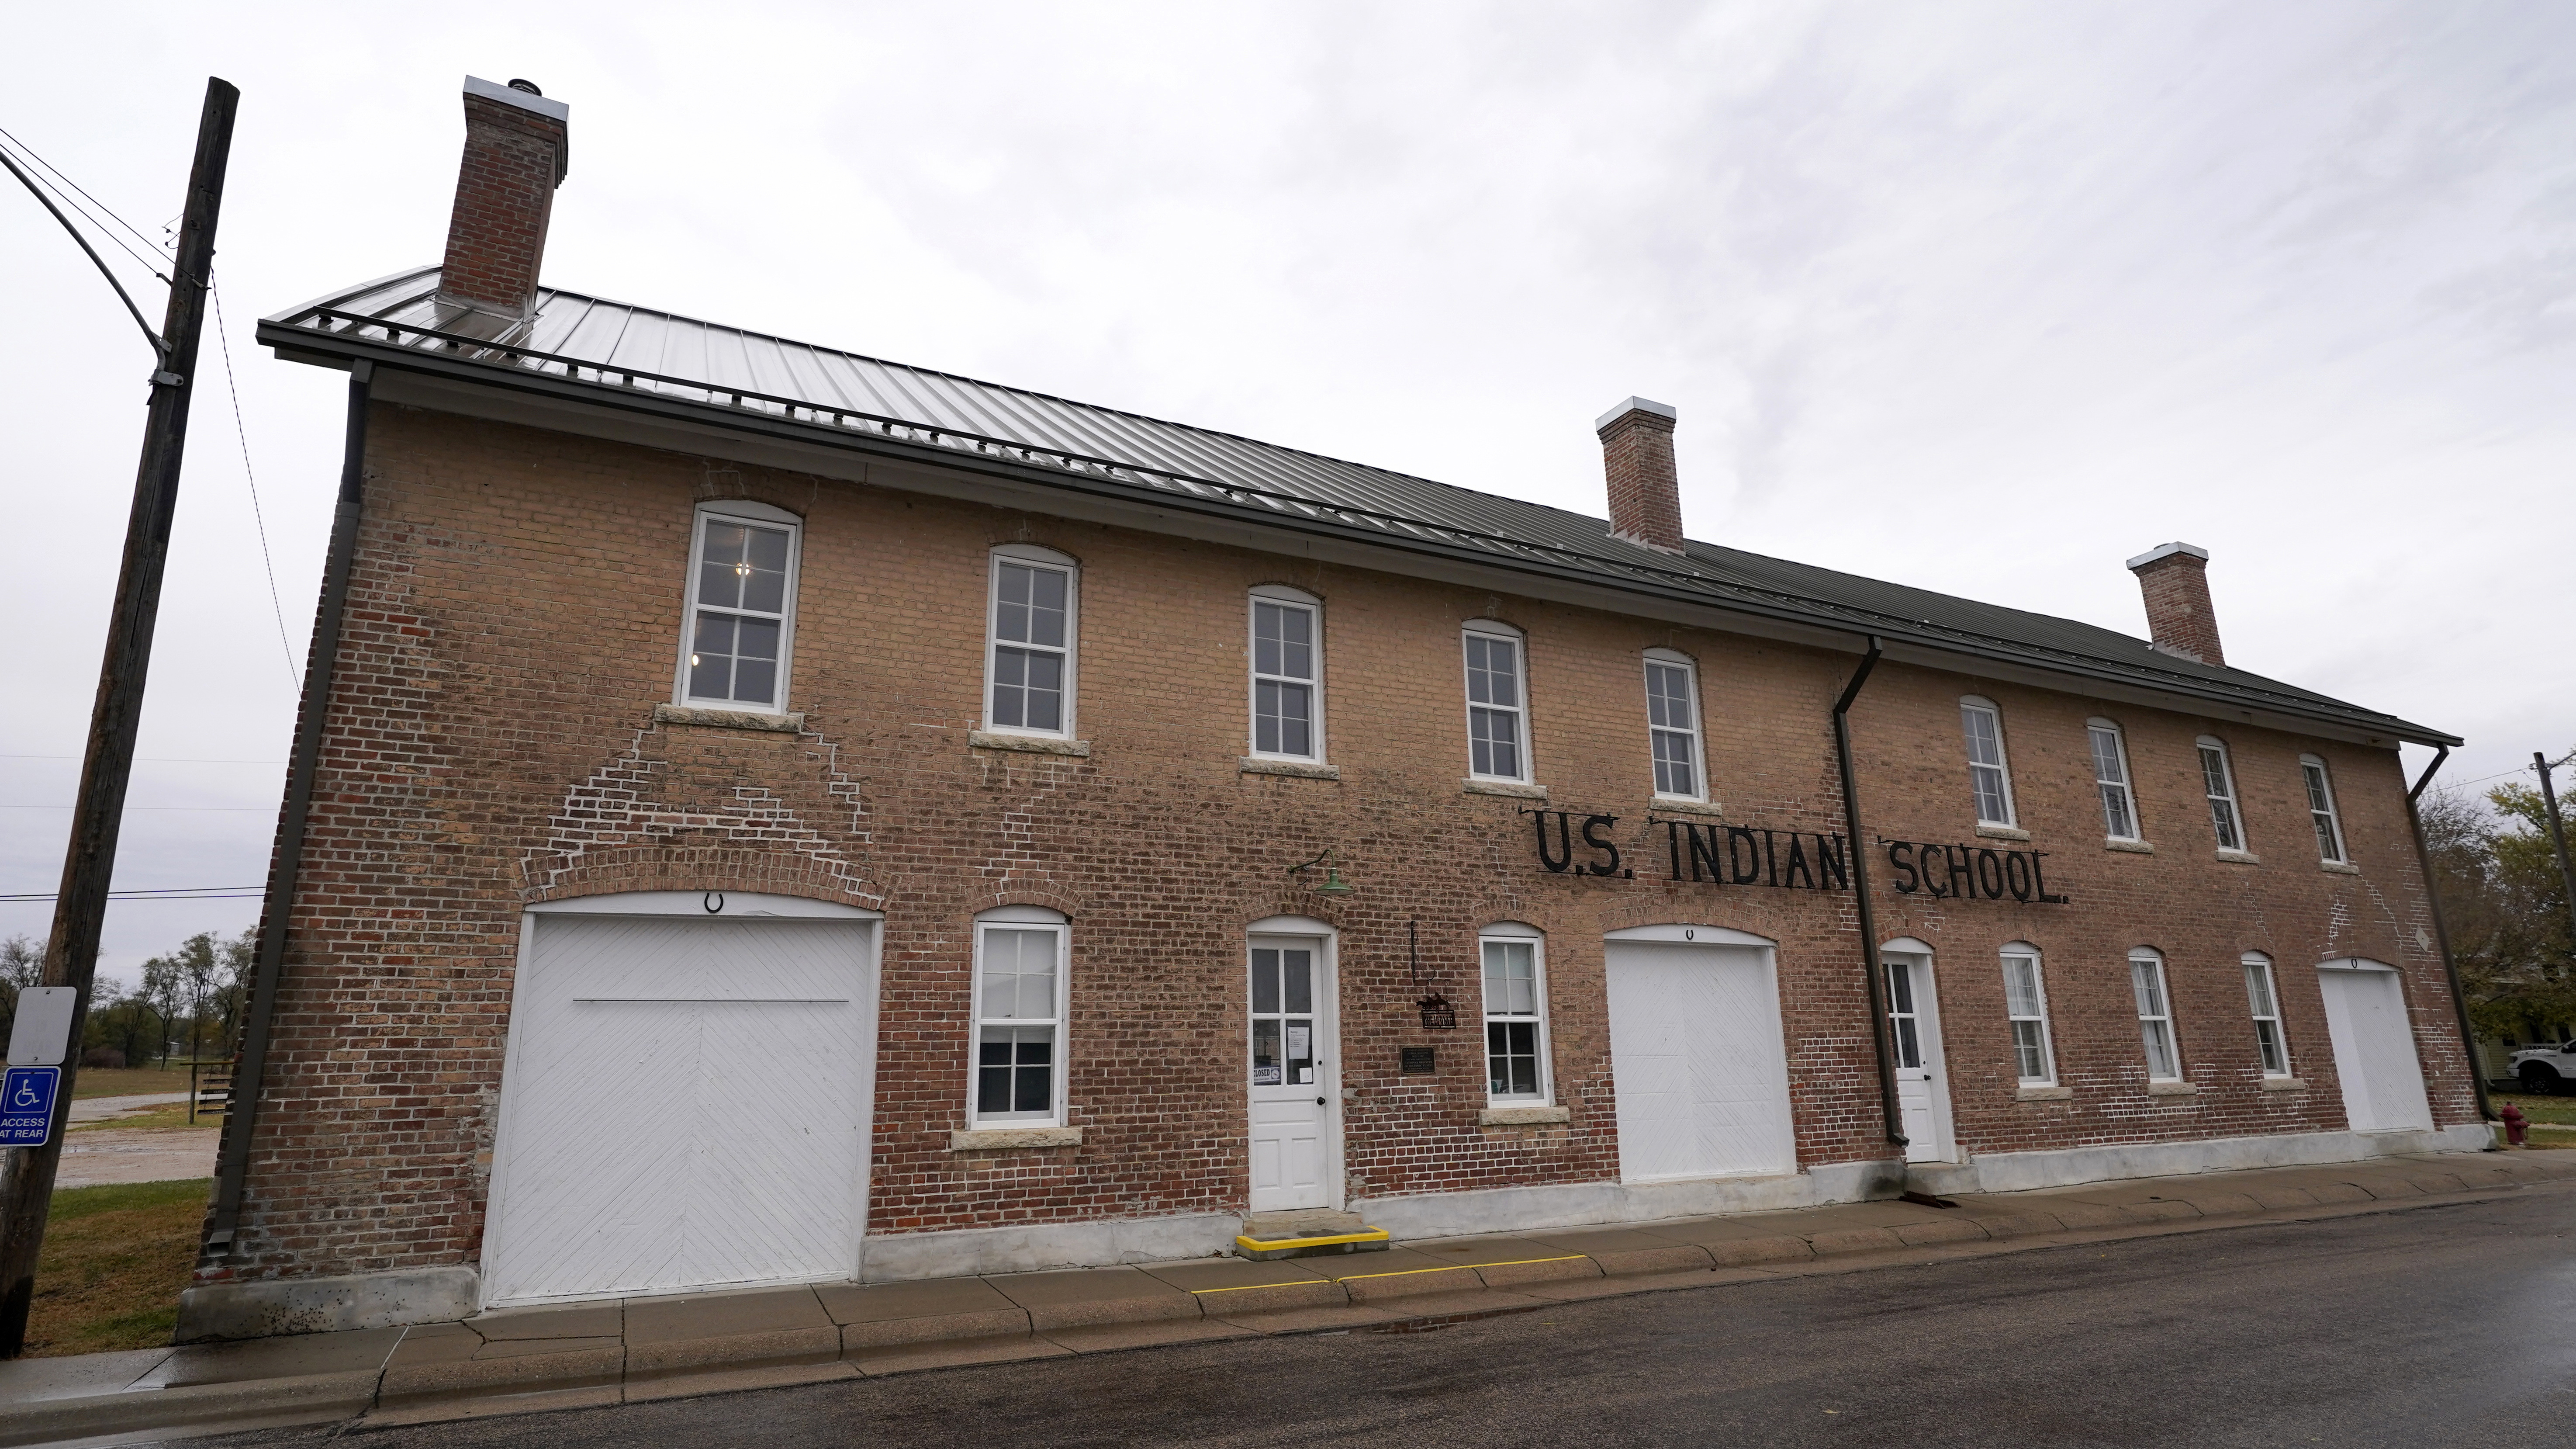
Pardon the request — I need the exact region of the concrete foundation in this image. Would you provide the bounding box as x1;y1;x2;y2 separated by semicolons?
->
176;1266;482;1343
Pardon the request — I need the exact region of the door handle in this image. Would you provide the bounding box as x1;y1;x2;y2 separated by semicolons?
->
1316;1096;1327;1106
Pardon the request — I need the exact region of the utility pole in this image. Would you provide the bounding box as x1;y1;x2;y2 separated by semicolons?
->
0;78;237;1358
2539;752;2576;953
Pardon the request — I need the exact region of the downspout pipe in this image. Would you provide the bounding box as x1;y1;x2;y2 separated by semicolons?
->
1833;634;1908;1151
2403;745;2494;1125
204;360;373;1256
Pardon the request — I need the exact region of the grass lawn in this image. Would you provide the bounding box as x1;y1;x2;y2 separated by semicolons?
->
70;1064;218;1101
25;1179;207;1358
2492;1093;2576;1127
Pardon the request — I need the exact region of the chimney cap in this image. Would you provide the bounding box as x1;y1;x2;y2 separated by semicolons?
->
1595;396;1678;432
2125;541;2209;571
463;73;570;123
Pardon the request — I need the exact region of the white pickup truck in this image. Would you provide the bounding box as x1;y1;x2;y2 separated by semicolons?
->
2509;1040;2576;1094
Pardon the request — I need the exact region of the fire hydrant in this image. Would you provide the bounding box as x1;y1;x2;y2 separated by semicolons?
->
2500;1102;2528;1147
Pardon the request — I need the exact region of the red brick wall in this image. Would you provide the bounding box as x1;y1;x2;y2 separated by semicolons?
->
1597;409;1684;554
202;405;2470;1285
2130;551;2225;666
437;93;562;317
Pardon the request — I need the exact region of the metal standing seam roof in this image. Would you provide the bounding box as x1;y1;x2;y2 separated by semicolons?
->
260;267;2455;746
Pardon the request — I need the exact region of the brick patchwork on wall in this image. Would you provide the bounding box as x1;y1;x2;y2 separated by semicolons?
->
203;402;2472;1286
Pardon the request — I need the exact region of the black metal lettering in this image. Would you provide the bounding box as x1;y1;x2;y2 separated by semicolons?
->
1536;811;1573;873
1784;833;1815;890
1665;820;1683;881
1975;849;2005;899
2032;850;2069;904
1689;823;1725;883
1763;829;1781;887
2005;851;2033;901
1819;834;1850;891
1727;826;1761;884
1888;840;1919;894
1583;814;1622;876
1945;846;1975;900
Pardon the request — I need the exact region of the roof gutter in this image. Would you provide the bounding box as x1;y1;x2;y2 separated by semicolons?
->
256;319;2458;750
2403;745;2493;1125
203;360;373;1258
1832;636;1909;1154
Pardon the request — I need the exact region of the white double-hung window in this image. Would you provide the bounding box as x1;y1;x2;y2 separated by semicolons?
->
2300;756;2348;864
1961;697;2016;827
678;502;801;712
2243;951;2291;1076
1463;622;1529;783
1643;649;1705;801
2000;944;2055;1085
1480;925;1550;1104
985;546;1077;738
2198;737;2247;852
2130;948;2181;1082
971;908;1068;1126
1249;587;1322;761
2088;719;2141;842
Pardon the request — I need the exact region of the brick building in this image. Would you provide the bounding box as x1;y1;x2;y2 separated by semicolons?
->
187;79;2484;1336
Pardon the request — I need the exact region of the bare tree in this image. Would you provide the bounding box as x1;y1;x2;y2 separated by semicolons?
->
0;936;41;1047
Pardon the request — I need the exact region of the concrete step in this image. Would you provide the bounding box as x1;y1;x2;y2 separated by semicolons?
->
1234;1209;1392;1261
1242;1210;1369;1240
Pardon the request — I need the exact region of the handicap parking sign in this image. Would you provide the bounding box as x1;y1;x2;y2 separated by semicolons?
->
1;1068;59;1147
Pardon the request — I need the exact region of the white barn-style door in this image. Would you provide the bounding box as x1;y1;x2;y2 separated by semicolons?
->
1603;927;1797;1183
484;894;879;1307
2317;960;2434;1134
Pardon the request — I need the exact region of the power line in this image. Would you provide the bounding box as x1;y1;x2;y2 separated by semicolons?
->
0;804;273;811
212;279;300;692
0;887;264;903
0;122;172;262
0;755;284;764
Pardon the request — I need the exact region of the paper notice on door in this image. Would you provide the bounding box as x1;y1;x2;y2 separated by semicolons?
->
1287;1026;1310;1060
1297;1068;1312;1084
1254;1064;1283;1085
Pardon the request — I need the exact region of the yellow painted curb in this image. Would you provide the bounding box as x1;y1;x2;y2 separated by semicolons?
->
1231;1228;1391;1252
1330;1254;1587;1282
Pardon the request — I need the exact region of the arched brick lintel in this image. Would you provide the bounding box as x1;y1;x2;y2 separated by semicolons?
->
521;843;883;911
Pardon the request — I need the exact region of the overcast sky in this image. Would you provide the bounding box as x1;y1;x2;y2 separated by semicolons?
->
5;1;2569;993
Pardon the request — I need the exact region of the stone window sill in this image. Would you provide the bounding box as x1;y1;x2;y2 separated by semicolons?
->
2260;1076;2310;1092
969;730;1091;758
2146;1082;2200;1097
2216;849;2261;865
2015;1084;2074;1101
1480;1104;1571;1126
654;703;804;733
2105;838;2155;855
1652;797;1725;818
1241;757;1340;780
950;1126;1084;1151
2321;860;2361;876
1464;778;1547;801
1975;824;2031;842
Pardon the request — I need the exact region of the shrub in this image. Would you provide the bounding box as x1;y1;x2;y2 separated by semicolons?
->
80;1047;126;1069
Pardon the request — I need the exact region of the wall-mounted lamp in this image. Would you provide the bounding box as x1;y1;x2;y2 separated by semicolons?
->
1288;848;1357;898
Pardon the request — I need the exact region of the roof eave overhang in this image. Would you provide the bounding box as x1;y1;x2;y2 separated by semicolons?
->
262;323;2461;752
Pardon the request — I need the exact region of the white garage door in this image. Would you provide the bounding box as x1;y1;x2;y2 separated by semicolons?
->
484;905;878;1306
1604;939;1796;1182
2317;963;2433;1134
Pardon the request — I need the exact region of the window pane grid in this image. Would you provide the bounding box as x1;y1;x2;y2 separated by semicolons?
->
2090;724;2138;840
2003;952;2054;1084
990;561;1071;734
2245;960;2290;1075
2132;955;2180;1080
2303;762;2346;863
974;926;1063;1123
1962;704;2014;825
2200;744;2244;851
1465;633;1526;780
1646;660;1701;798
685;518;792;709
1481;939;1546;1102
1252;600;1319;758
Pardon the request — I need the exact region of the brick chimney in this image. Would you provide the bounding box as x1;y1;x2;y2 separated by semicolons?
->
1596;397;1685;554
436;76;570;322
2126;541;2224;666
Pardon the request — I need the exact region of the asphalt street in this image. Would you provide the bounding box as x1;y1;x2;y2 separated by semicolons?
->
200;1188;2576;1448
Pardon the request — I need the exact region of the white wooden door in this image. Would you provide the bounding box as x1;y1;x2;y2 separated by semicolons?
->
2318;966;2433;1133
1247;936;1337;1212
484;912;876;1306
1604;941;1796;1182
1885;954;1957;1163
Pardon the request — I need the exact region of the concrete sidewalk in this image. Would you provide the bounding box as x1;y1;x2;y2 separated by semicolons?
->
8;1150;2572;1447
